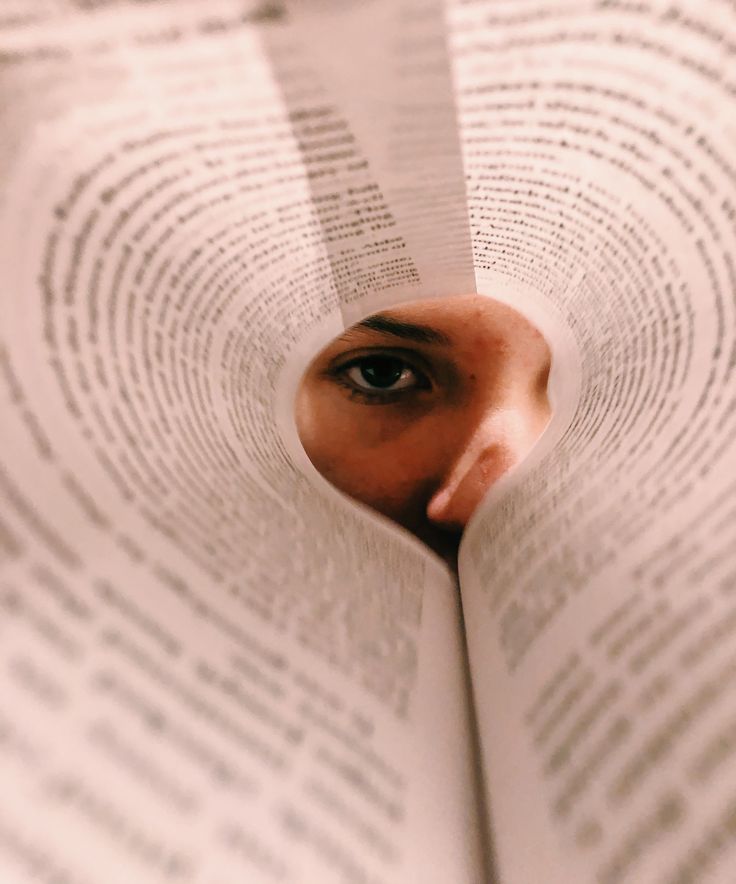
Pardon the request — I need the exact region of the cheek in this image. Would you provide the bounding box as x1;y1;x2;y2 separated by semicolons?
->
296;387;442;516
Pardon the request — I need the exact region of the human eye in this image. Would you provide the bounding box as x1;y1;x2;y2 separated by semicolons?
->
332;352;431;403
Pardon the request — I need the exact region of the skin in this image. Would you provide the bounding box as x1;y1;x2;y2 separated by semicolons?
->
295;294;552;565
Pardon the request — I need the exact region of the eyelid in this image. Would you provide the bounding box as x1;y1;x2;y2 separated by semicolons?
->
325;345;435;379
344;361;422;394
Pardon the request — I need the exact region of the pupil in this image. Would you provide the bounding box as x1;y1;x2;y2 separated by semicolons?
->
360;358;404;388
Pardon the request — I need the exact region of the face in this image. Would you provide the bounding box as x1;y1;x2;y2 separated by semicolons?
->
295;294;551;564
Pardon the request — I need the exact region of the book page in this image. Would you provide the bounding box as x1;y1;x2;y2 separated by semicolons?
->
454;1;736;881
285;0;476;323
0;4;484;882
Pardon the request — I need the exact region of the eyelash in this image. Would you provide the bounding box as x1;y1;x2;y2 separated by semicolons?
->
331;354;432;404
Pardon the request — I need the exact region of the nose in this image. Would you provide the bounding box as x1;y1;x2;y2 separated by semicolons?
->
426;407;543;530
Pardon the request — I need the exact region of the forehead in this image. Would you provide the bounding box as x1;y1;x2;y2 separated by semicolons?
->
350;294;545;350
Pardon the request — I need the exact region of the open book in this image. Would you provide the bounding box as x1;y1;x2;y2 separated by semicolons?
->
2;1;736;881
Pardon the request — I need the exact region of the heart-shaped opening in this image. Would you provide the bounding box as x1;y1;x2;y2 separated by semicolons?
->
296;294;552;566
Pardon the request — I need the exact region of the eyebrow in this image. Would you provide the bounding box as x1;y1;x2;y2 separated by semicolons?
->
349;314;452;345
